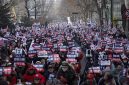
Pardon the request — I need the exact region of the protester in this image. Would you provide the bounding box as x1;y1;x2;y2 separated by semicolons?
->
0;21;128;85
98;71;116;85
57;61;76;85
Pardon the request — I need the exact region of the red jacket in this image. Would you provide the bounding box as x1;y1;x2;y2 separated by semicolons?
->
9;77;17;85
23;67;46;84
23;74;35;82
75;63;81;73
33;73;46;84
23;67;37;82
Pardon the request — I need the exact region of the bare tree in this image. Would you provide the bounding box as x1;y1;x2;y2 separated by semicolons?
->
93;0;109;26
24;0;30;18
77;0;96;22
77;0;90;21
92;0;103;26
75;0;109;26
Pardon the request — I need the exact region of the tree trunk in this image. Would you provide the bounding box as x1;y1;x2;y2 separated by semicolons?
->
34;0;37;20
93;0;103;26
121;4;126;31
124;0;129;38
25;0;30;18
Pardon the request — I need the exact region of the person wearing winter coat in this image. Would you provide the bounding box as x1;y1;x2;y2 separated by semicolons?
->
32;73;46;85
23;67;37;82
81;73;97;85
8;71;17;85
56;61;76;85
119;68;129;85
0;76;8;85
98;71;116;85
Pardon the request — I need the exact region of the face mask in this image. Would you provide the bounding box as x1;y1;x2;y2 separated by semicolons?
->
34;79;40;84
28;70;34;75
48;68;54;73
62;67;68;72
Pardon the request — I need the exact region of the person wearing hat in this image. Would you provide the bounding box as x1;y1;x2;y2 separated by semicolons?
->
81;72;97;85
0;76;8;85
32;73;46;85
98;71;116;85
8;70;17;85
23;67;37;83
45;64;62;85
56;61;76;85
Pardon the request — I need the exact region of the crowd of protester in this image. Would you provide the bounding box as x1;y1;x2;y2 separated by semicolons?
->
0;21;128;85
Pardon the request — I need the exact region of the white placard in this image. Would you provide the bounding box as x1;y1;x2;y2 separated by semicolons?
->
67;54;76;58
14;57;25;62
28;50;37;54
38;55;48;58
89;67;101;73
15;48;22;54
34;65;44;68
100;60;111;66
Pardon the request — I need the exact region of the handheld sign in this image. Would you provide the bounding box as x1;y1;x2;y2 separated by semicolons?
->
86;49;92;58
42;47;50;51
60;46;67;52
38;50;48;58
28;50;37;58
113;44;124;53
14;48;26;66
15;48;23;54
100;60;111;66
33;64;44;72
3;67;12;76
53;54;60;63
66;58;77;63
112;54;121;62
15;62;25;66
32;44;42;50
47;55;54;62
14;57;25;62
89;67;101;74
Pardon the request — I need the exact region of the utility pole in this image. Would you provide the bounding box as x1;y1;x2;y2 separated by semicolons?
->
111;0;113;28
